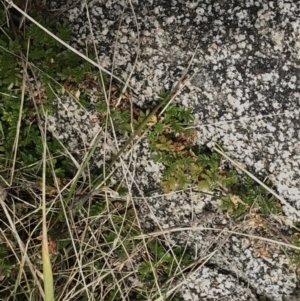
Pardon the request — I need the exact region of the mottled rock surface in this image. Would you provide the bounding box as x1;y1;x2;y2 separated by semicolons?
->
47;1;300;300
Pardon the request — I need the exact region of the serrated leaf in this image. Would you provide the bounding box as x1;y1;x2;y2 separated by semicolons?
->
138;261;153;278
197;179;210;191
177;171;190;189
161;177;177;193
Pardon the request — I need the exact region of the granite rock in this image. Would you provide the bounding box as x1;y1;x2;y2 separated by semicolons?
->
47;1;300;300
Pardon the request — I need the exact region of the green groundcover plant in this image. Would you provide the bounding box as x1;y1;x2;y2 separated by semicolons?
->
0;8;77;181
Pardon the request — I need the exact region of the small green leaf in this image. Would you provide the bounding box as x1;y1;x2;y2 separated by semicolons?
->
161;176;178;193
138;261;153;279
197;179;210;191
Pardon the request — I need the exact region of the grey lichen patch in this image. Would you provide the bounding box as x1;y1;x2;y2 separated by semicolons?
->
181;267;258;301
46;96;117;167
